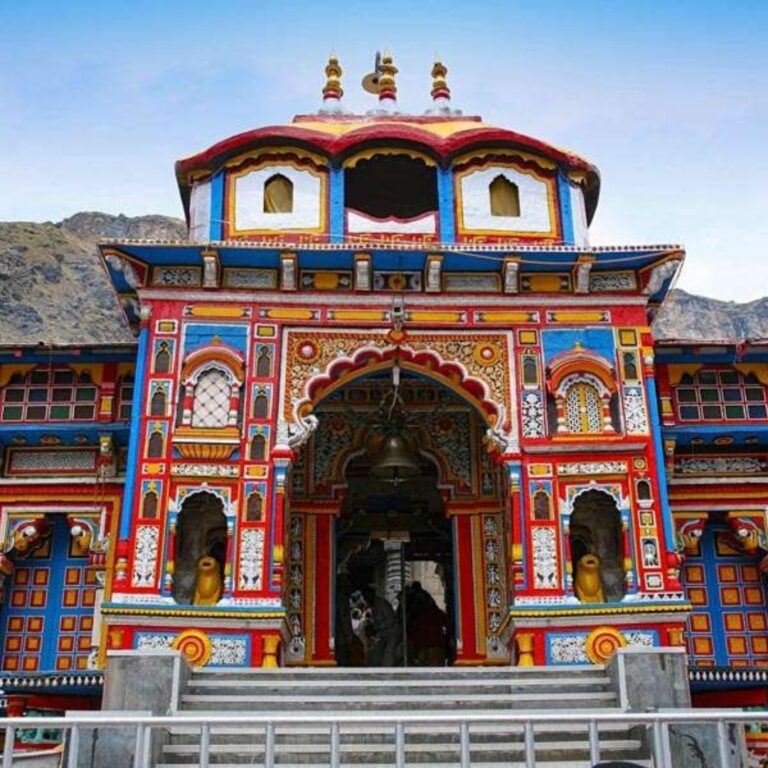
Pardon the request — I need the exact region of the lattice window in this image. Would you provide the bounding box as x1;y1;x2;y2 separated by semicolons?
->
0;368;98;422
564;382;602;434
675;369;767;422
522;355;538;386
192;369;231;428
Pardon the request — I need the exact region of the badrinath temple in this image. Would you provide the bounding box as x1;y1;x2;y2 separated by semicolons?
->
0;55;766;762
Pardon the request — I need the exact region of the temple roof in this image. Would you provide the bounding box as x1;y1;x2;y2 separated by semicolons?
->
174;113;601;224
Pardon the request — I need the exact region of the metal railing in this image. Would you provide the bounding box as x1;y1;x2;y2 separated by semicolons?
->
1;709;765;768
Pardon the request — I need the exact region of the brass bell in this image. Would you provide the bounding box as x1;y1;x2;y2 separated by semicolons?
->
370;430;419;484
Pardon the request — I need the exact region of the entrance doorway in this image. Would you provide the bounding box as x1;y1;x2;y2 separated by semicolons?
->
335;455;454;667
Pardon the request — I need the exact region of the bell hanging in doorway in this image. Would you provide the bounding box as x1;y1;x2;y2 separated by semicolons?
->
370;429;420;485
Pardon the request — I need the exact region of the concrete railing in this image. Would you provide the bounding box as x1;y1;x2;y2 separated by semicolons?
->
2;709;766;768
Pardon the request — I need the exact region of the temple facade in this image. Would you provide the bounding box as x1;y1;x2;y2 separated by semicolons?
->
0;55;765;747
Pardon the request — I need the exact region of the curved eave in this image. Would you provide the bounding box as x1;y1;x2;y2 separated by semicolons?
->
174;121;600;224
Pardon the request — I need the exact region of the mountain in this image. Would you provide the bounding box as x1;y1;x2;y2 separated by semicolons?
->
0;213;185;347
0;212;765;346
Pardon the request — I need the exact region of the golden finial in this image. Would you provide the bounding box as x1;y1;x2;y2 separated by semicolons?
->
322;53;343;102
378;50;398;103
431;59;450;102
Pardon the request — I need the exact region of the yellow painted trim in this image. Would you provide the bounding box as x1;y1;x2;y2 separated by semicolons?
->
263;308;317;321
100;606;286;619
667;364;703;386
186;306;250;319
453;148;556;171
342;146;436;168
225;145;328;170
508;603;692;618
547;311;609;323
476;312;537;324
327;310;388;322
734;362;768;385
0;365;35;389
670;491;768;500
405;310;464;323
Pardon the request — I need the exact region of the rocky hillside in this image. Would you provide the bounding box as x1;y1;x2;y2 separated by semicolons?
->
0;212;765;346
0;213;185;346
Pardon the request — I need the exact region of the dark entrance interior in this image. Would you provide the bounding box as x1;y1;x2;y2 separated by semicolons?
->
344;155;438;220
335;454;454;667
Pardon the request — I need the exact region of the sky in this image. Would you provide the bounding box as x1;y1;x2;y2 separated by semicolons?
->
1;0;767;301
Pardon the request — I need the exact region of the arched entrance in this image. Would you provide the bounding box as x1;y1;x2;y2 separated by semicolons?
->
286;361;507;666
172;491;227;605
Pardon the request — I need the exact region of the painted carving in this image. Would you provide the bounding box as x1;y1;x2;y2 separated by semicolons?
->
132;526;159;588
532;527;558;589
238;528;265;590
623;386;648;434
521;391;545;438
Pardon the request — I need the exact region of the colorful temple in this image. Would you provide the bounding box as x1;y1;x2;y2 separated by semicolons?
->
0;53;766;752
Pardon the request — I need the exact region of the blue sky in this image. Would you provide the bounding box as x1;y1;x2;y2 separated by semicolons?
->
2;0;767;301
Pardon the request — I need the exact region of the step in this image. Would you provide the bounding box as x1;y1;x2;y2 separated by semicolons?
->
179;691;617;712
156;761;652;768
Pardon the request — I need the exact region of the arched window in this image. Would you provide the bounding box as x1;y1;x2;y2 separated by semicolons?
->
564;381;603;434
245;492;263;522
250;433;267;461
192;368;231;428
522;355;539;386
263;174;293;214
150;387;166;417
253;389;269;420
622;352;638;381
154;344;171;374
0;367;98;422
142;491;159;519
533;490;551;520
147;431;164;458
256;346;272;378
636;479;652;502
489;175;520;217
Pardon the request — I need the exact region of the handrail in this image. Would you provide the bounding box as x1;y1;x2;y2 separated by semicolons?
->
1;709;765;768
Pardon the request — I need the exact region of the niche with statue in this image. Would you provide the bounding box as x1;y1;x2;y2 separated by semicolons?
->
173;491;227;605
569;489;625;603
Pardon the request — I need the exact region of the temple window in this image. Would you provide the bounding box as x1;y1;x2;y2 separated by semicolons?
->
636;478;652;502
191;368;231;428
263;174;294;214
245;492;263;522
253;388;270;420
149;387;167;417
489;175;520;217
142;490;159;519
675;369;768;422
522;355;539;386
564;381;603;434
256;346;272;378
532;490;552;520
154;343;172;374
622;352;638;380
250;432;267;461
146;430;164;459
0;367;98;422
117;376;134;420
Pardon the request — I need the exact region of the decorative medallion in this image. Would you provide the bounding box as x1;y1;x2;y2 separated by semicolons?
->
172;629;213;667
295;340;320;364
585;626;627;664
473;343;501;367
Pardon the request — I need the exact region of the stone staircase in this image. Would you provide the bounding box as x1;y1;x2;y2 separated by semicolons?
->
156;665;651;766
